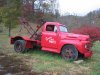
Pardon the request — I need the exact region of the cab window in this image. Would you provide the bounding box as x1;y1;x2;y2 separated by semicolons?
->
46;25;57;32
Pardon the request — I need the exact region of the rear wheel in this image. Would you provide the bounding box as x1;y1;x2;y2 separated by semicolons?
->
61;45;78;61
14;40;27;53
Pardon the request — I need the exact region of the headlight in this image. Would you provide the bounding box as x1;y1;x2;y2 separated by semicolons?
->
85;43;92;49
85;44;88;48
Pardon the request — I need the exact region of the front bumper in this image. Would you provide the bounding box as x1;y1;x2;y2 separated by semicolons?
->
84;51;92;58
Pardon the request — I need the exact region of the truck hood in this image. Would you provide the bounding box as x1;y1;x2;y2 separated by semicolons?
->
61;33;90;41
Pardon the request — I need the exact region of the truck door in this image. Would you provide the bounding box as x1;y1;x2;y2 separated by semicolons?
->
42;25;58;49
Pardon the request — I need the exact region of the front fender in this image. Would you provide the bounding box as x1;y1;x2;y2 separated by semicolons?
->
58;39;84;53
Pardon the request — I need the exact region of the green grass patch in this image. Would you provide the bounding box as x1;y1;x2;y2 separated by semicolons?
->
25;49;73;72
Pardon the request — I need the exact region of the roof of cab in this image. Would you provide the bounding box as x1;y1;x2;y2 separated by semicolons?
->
45;22;63;26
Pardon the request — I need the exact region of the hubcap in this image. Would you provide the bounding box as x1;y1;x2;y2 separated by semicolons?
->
16;43;22;51
63;48;74;60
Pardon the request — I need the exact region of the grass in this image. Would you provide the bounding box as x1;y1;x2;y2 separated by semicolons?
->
0;31;100;75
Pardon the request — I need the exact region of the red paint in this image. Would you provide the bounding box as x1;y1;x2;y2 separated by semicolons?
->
11;22;93;58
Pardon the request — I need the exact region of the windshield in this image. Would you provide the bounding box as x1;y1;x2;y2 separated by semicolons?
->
60;26;68;32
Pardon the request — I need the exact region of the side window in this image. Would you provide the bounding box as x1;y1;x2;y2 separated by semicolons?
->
46;25;57;32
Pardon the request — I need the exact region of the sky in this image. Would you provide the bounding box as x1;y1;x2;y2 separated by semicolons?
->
59;0;100;16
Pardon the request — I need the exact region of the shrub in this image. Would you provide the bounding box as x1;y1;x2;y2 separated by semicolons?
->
71;25;100;43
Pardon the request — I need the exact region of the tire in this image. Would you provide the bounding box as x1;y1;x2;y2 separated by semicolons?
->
14;40;27;53
61;45;78;61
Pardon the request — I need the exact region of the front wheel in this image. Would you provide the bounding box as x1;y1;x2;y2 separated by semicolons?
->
14;40;27;53
61;45;78;61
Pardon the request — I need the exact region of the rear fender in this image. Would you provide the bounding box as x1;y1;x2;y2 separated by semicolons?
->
10;36;33;48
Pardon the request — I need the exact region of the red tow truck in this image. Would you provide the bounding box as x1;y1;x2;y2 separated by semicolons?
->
10;19;92;61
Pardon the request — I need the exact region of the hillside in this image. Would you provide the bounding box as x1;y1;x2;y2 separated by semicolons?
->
55;9;100;30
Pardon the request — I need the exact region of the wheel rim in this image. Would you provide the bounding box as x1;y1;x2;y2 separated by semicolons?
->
63;48;76;60
16;43;22;52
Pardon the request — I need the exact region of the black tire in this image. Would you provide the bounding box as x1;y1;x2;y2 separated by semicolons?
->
14;40;27;53
61;45;78;61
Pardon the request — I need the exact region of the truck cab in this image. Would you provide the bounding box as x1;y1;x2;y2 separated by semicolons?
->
41;22;92;60
11;22;92;61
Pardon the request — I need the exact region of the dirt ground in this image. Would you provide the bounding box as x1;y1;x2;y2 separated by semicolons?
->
0;52;40;75
0;52;61;75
